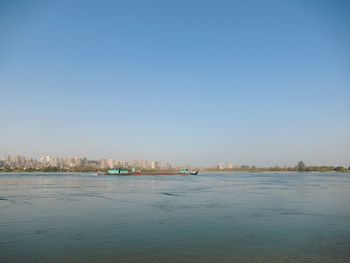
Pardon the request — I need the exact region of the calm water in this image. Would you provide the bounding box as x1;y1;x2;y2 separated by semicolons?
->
0;172;350;263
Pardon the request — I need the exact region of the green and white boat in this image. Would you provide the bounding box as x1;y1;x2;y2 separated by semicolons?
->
179;168;199;175
106;168;135;175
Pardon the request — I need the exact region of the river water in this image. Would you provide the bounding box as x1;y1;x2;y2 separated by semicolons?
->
0;172;349;262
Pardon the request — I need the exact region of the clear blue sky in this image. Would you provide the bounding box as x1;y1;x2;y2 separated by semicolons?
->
1;0;349;166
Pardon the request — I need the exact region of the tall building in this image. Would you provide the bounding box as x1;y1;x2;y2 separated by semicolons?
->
49;157;59;167
74;157;82;167
108;159;115;168
100;159;108;169
39;156;60;167
119;161;128;168
151;161;159;169
40;155;50;165
133;160;149;169
141;160;149;168
81;157;88;167
65;158;75;168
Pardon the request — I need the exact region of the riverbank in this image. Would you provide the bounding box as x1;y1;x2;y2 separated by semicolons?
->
1;170;349;175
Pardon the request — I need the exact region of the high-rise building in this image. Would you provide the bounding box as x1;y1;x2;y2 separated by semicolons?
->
141;160;149;168
64;158;75;168
108;159;115;168
74;157;82;167
81;157;88;167
151;161;159;169
133;160;149;169
100;159;108;169
49;157;59;167
39;156;60;167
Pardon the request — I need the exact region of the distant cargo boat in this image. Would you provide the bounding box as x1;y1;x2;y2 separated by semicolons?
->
105;168;198;176
106;168;135;175
179;168;199;175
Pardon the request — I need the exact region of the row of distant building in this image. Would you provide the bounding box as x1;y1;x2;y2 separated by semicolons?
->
0;155;172;170
217;163;234;170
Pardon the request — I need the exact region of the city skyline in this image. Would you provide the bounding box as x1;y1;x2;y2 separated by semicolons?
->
0;152;348;168
1;1;350;167
0;153;216;169
0;153;233;168
1;153;349;174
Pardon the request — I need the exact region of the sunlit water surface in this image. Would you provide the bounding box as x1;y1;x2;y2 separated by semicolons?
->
1;172;350;262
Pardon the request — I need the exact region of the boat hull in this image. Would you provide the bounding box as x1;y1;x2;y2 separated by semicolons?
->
105;169;199;176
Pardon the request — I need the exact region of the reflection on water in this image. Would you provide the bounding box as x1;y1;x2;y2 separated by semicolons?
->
1;172;350;262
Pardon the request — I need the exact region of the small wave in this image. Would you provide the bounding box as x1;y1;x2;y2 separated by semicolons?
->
160;192;180;196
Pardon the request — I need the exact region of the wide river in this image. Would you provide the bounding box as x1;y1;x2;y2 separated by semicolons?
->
0;172;350;262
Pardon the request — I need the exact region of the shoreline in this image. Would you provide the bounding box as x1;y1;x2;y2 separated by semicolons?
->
1;170;349;174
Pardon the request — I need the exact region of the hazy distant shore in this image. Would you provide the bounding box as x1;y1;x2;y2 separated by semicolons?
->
1;169;349;174
1;161;349;174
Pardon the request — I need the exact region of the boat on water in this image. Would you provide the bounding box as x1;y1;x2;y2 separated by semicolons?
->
179;168;199;175
105;167;199;176
106;168;135;175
